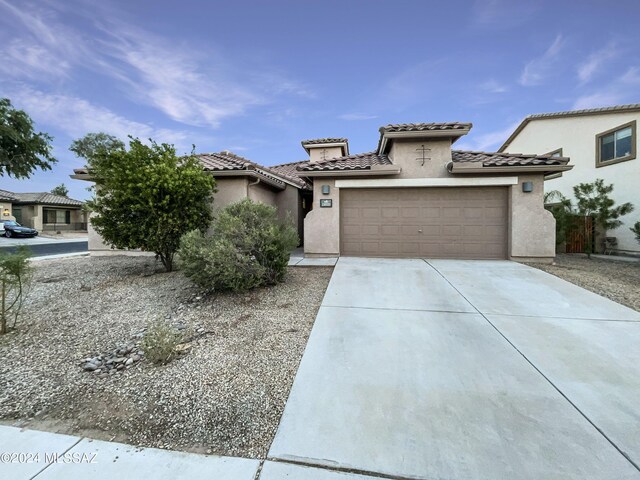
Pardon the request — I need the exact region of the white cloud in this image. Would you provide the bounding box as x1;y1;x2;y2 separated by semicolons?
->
479;79;508;94
0;0;313;130
519;35;564;86
9;87;190;147
0;0;87;78
577;43;617;85
572;92;624;110
456;121;521;152
572;66;640;109
339;113;379;121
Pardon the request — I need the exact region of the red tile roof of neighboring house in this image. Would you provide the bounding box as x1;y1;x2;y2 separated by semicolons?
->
297;152;392;172
451;150;571;167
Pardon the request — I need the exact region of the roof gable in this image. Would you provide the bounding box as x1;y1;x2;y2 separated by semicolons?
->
499;103;640;152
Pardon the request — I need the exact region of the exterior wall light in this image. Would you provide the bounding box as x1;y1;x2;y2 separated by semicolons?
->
522;181;533;193
2;208;9;216
321;184;330;195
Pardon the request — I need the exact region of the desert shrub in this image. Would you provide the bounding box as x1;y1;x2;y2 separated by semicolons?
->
140;320;184;364
179;199;299;291
179;233;265;291
0;246;32;335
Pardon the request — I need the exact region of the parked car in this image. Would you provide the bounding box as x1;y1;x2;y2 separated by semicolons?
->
1;220;38;238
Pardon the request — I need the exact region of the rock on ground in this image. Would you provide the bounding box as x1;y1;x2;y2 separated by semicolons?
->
0;255;332;458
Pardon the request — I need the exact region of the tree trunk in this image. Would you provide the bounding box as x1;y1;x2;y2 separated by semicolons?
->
159;252;174;272
0;279;6;335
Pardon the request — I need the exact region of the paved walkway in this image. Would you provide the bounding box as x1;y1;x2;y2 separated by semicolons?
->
269;258;640;479
3;257;640;480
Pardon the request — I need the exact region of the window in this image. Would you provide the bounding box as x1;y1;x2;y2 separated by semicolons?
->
544;148;564;180
43;208;71;224
596;120;636;167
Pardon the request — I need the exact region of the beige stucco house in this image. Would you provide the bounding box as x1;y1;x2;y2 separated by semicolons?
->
0;190;87;232
500;104;639;254
72;151;312;254
0;189;17;221
72;122;571;262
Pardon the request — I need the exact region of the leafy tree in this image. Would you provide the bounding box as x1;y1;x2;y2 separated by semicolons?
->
573;179;634;257
0;98;56;178
631;221;640;244
0;246;32;335
69;132;125;165
50;183;69;197
84;137;215;272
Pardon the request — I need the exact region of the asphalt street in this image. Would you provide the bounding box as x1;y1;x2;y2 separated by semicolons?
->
0;239;88;257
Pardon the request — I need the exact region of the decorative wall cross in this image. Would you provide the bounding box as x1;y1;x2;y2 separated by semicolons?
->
320;148;328;161
416;145;431;166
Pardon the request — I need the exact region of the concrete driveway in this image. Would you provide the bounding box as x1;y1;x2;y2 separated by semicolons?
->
269;258;640;480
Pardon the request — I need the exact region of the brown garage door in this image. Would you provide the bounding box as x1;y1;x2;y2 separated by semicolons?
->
340;187;508;259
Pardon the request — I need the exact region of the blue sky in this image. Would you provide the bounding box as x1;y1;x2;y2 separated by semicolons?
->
1;0;639;200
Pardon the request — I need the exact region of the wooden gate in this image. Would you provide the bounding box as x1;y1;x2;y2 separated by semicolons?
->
565;216;594;253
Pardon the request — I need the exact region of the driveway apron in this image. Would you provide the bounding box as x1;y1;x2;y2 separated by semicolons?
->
268;257;640;480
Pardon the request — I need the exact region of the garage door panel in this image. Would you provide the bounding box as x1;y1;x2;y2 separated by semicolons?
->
341;187;508;259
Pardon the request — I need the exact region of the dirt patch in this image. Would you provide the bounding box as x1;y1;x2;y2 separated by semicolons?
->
0;255;332;458
528;254;640;312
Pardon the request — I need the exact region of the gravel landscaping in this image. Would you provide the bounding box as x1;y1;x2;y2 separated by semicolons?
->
0;255;332;458
528;254;640;312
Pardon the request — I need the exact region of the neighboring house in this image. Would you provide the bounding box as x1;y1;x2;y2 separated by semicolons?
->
499;104;640;253
10;192;87;232
72;122;570;262
0;189;17;221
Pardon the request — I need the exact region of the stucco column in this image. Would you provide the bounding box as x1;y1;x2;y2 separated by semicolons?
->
304;179;340;257
509;174;556;262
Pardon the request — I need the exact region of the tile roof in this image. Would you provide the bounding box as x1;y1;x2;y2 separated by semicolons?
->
195;152;308;189
269;160;312;189
0;189;17;202
452;150;570;167
72;153;309;189
297;152;392;172
527;103;640;120
300;138;348;146
499;103;640;152
380;122;472;133
13;192;84;206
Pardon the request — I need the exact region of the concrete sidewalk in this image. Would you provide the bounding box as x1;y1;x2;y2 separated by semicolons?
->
269;257;640;479
0;426;260;480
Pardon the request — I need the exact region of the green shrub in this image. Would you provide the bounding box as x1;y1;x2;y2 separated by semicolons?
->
140;320;184;364
631;221;640;244
179;199;299;292
179;233;265;291
0;246;32;335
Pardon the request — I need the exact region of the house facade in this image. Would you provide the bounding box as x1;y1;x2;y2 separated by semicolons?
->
0;190;87;232
499;104;639;253
296;124;569;262
72;151;311;254
0;189;16;221
11;193;87;232
72;122;570;262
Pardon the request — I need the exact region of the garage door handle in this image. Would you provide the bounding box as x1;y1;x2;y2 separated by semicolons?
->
418;229;423;233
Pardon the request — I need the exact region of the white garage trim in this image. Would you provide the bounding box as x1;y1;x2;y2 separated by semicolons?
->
335;177;518;188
